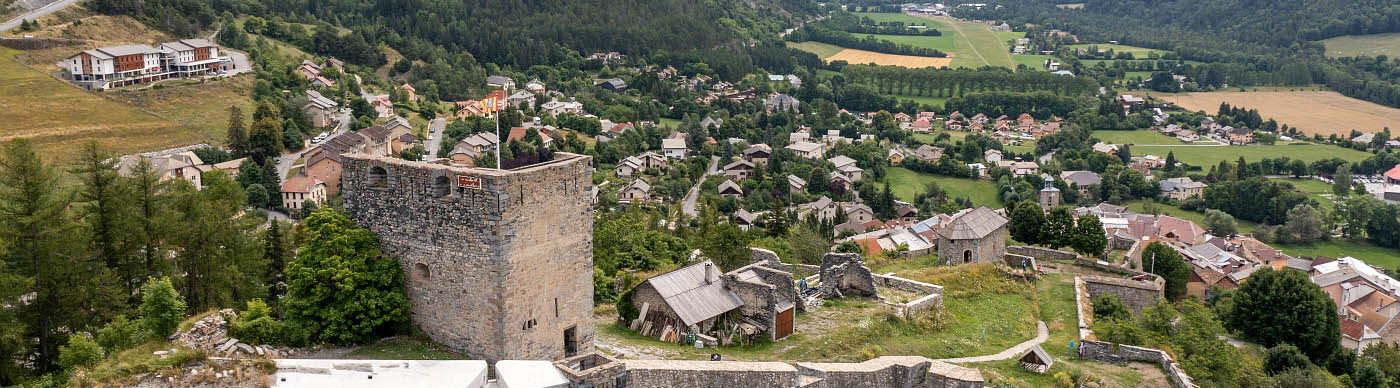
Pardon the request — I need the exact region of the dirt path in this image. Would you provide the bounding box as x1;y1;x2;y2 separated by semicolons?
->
1129;362;1172;388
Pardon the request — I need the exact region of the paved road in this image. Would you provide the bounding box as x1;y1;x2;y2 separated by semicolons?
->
0;0;77;32
937;321;1049;364
425;118;446;158
277;111;350;180
681;156;721;217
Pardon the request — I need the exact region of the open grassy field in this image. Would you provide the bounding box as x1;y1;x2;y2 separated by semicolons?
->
786;41;846;59
1011;54;1054;70
1319;32;1400;58
882;167;1002;208
828;48;951;68
1160;91;1400;135
1275;178;1339;213
1091;130;1184;145
891;93;948;108
0;47;205;161
1132;143;1373;167
1272;240;1400;270
108;77;255;141
927;16;1016;69
1066;43;1169;58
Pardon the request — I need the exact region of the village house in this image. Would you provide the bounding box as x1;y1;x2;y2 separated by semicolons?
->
618;179;651;203
910;117;933;133
661;138;687;159
486;75;515;90
786;141;824;159
838;165;864;182
893;112;911;122
888;149;905;165
799;196;840;221
936;207;1009;265
1302;257;1400;353
829;172;855;192
1092;142;1119;156
600;78;628;92
118;151;205;190
699;116;724;130
999;160;1040;177
723;160;755;180
967;163;987;177
370;95;394;118
303;90;339;128
764;94;800;113
945;118;964;131
615;156;645;178
448;132;500;166
507;90;536;110
1160;177;1207;200
454;100;485;119
1227;127;1254;145
733;209;760;230
915;144;944;162
787;174;807;193
984;149;1003;164
743;144;772;165
718;180;744;199
525;79;546;94
539;98;584;117
828;155;858;171
398;83;417;101
281;175;327;211
844;203;876;224
1060;170;1102;195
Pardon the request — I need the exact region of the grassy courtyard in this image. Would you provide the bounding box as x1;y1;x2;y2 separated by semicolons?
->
881;167;1003;208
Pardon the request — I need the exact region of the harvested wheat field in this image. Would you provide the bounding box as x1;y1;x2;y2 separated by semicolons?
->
827;48;951;68
1161;91;1400;135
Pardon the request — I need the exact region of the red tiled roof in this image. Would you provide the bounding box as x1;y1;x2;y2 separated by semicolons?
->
1340;317;1365;340
1386;164;1400;181
856;238;882;257
282;176;322;193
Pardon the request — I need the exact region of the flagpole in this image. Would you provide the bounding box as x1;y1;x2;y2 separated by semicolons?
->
495;85;504;169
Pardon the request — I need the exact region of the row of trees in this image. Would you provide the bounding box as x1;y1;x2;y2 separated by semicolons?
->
788;24;948;57
839;64;1101;99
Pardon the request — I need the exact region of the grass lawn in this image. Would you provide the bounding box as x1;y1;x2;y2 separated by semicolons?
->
1319;32;1400;58
0;47;206;162
882;167;1002;208
347;336;468;360
1123;199;1259;234
1132;143;1373;167
786;41;845;59
1271;240;1400;270
658;117;682;129
935;16;1016;69
1012;54;1054;70
913;130;967;145
1090;130;1184;145
1067;43;1170;58
1274;178;1340;213
109;77;256;141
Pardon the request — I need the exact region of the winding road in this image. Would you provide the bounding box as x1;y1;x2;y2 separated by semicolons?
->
680;155;721;217
0;0;77;32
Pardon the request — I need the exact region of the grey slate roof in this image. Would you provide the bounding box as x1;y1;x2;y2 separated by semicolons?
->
644;260;743;326
718;180;743;195
1060;170;1101;187
936;206;1009;240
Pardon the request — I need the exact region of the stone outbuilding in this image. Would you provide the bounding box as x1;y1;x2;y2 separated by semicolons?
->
935;206;1009;265
1018;345;1053;374
627;256;802;343
819;253;877;298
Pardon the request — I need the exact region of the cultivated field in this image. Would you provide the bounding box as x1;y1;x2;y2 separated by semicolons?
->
1091;130;1184;145
1132;143;1373;167
0;47;205;161
828;48;951;68
1160;90;1400;135
786;41;845;59
1319;32;1400;58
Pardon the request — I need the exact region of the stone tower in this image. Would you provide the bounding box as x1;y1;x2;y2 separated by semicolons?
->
341;153;595;361
1038;175;1060;210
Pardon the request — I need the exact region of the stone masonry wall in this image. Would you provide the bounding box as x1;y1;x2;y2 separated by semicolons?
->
1082;275;1164;318
619;357;984;388
1075;273;1164;315
939;226;1007;266
341;154;594;361
623;360;798;388
1079;341;1198;388
1007;245;1077;260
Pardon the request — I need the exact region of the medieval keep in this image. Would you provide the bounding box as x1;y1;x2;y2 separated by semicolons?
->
341;153;595;361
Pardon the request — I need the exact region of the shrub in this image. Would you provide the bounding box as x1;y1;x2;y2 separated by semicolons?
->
229;299;311;347
95;315;145;352
1092;294;1132;322
58;333;104;370
139;277;187;338
1263;344;1312;375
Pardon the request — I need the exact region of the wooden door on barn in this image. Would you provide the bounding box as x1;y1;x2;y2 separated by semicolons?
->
774;307;795;339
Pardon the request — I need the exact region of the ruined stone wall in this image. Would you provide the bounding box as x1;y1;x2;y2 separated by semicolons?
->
622;360;798;388
629;282;682;336
617;357;983;388
870;274;943;318
1002;253;1037;270
341;154;594;361
555;353;627;388
1082;275;1164;318
1078;341;1198;388
727;279;777;338
1007;245;1077;260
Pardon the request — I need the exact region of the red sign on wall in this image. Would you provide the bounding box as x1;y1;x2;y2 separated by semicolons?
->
457;175;482;190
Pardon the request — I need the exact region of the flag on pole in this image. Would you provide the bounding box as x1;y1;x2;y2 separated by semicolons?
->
481;90;507;114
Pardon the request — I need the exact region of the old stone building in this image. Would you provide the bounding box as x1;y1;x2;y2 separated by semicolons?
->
626;256;803;343
341;153;595;361
935;206;1009;266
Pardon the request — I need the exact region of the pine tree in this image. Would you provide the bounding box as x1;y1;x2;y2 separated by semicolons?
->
262;159;283;209
127;159;171;282
264;221;287;309
226;106;249;157
71;142;139;297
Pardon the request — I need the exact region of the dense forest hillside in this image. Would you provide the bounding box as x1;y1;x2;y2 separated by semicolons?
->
91;0;819;67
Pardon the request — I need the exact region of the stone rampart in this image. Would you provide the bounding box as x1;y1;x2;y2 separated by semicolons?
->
1007;245;1077;260
1079;341;1198;388
620;356;983;388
